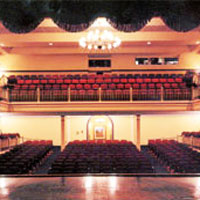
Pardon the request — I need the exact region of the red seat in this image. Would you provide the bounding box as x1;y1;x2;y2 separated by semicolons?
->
88;79;95;84
48;79;56;84
96;78;103;83
120;78;127;83
168;78;175;83
128;78;135;83
72;79;79;84
152;78;159;83
17;79;24;84
136;78;143;83
64;79;71;84
159;78;167;83
132;83;139;89
76;84;83;90
117;83;124;89
79;90;86;95
148;83;155;89
84;84;91;89
109;83;116;89
101;84;108;89
29;84;36;89
103;74;111;78
144;78;151;83
125;83;131;89
163;83;170;89
69;84;76;89
141;83;147;89
41;79;47;84
56;79;63;84
25;80;32;84
45;84;51;89
175;78;182;83
14;85;21;89
53;84;60;89
33;80;39;84
61;84;68;89
21;84;28;89
80;79;87;84
92;84;99;89
88;89;95;95
105;78;112;83
171;83;178;88
156;83;162;88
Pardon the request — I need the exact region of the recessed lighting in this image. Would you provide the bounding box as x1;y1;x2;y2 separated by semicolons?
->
196;41;200;45
48;43;53;46
147;41;151;45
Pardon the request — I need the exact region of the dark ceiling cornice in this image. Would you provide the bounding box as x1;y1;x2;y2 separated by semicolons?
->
0;0;200;33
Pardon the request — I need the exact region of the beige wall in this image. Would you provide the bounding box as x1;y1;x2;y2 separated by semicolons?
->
141;113;200;144
0;116;61;145
1;114;200;146
1;51;200;72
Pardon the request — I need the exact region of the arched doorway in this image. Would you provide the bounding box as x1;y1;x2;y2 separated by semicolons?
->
87;116;114;140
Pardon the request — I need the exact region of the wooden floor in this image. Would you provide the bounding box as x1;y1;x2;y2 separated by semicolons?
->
0;176;199;200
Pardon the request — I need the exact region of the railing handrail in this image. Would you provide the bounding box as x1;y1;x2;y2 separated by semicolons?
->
6;86;195;103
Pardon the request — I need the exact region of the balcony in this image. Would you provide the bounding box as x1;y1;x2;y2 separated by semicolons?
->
0;87;199;115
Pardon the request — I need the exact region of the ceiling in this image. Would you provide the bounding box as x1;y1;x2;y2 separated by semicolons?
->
0;17;200;56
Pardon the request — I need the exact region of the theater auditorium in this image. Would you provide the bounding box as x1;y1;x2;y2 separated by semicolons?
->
1;0;200;199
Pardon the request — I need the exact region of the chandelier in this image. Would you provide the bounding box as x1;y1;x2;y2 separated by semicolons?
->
79;18;121;50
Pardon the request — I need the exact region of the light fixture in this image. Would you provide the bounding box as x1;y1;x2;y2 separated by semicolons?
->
79;18;121;50
48;42;53;46
147;41;151;45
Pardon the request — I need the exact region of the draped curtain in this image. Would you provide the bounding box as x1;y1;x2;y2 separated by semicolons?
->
0;0;200;33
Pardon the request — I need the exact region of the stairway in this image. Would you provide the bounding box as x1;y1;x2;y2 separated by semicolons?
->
141;146;169;173
34;146;61;174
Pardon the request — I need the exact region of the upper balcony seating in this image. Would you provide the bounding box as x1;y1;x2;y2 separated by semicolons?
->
0;140;52;174
48;140;153;174
181;131;200;147
148;139;200;173
0;133;20;150
7;73;192;102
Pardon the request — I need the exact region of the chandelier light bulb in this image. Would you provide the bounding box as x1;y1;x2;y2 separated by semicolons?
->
88;44;92;50
107;44;112;49
102;45;106;50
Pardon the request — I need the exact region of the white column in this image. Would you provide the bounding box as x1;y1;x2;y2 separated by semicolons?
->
136;114;141;151
61;115;65;151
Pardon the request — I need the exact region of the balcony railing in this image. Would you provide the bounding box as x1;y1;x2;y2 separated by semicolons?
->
1;87;194;103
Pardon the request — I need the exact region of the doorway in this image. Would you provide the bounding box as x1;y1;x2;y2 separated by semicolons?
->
87;116;114;140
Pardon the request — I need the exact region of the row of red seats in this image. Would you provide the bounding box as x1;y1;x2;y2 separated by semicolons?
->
0;133;20;150
148;139;200;173
0;140;52;174
49;140;153;174
182;131;200;138
68;139;133;145
11;82;187;90
8;73;184;80
13;77;184;85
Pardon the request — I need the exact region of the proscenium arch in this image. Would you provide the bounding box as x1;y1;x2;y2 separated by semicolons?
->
86;115;114;140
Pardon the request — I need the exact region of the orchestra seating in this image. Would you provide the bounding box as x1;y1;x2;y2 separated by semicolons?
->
7;73;192;102
181;131;200;147
48;140;153;174
148;139;200;173
0;133;20;150
0;140;52;174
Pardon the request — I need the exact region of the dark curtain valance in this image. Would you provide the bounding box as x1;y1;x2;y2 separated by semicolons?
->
1;0;200;33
